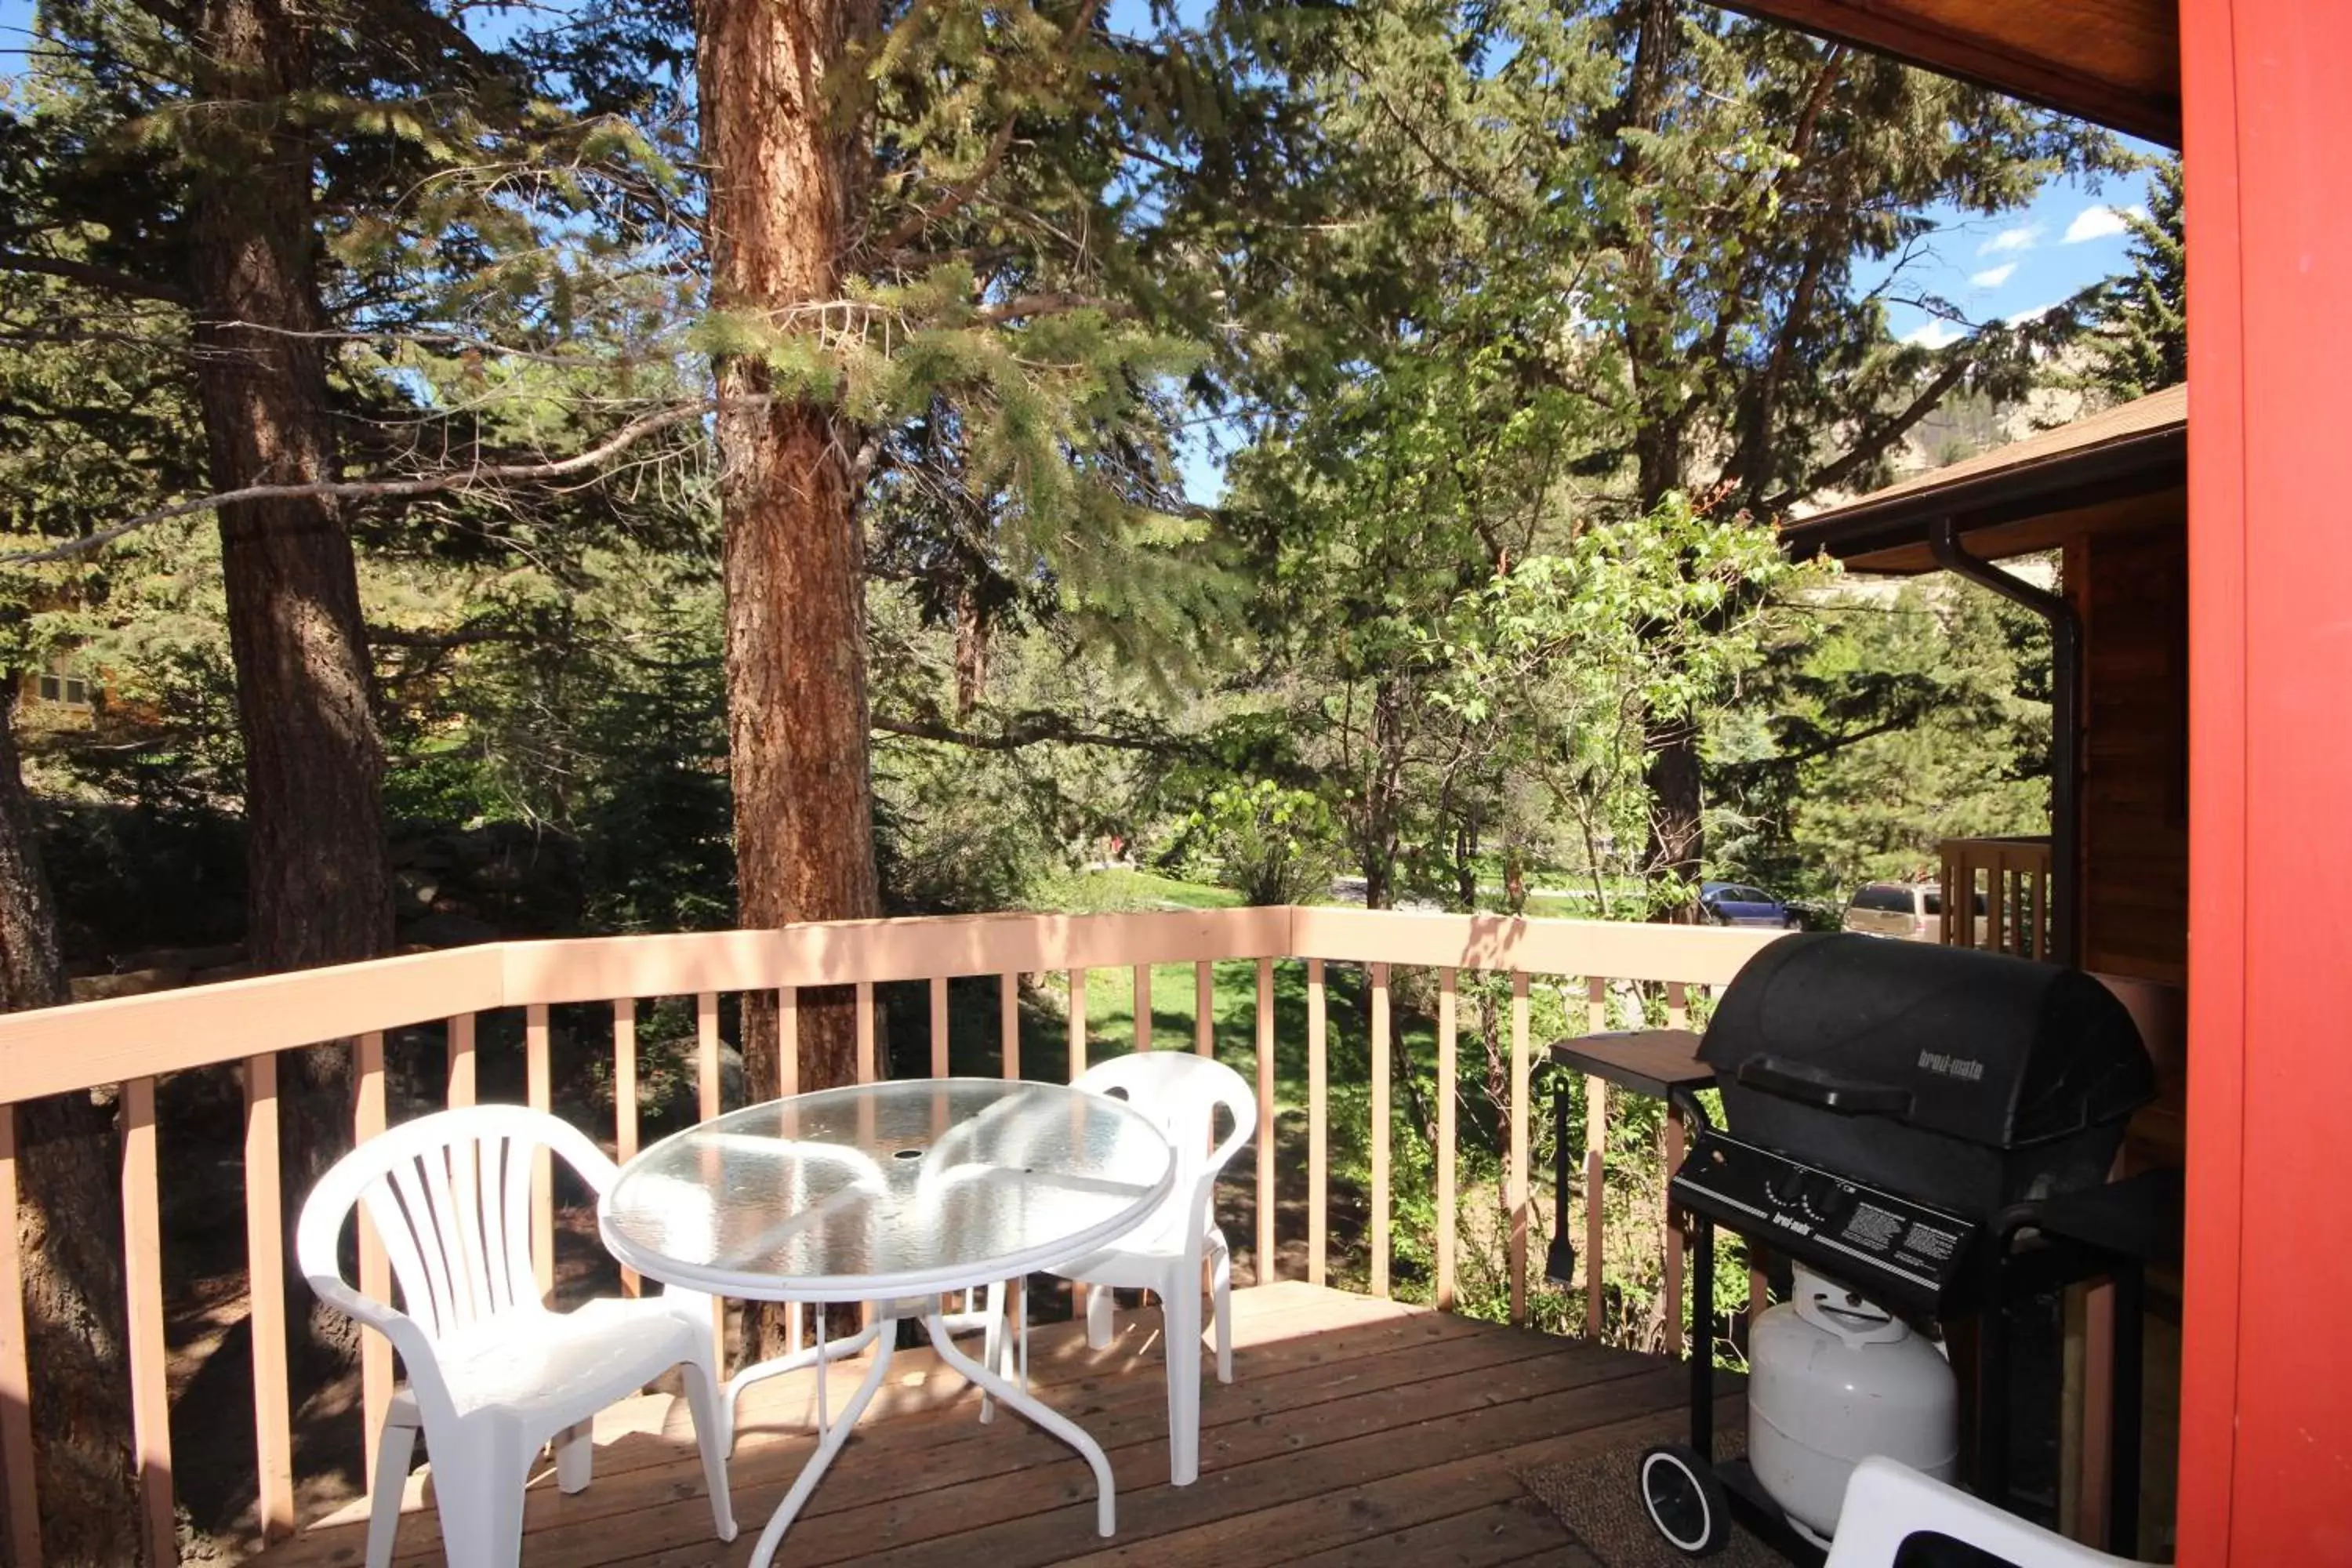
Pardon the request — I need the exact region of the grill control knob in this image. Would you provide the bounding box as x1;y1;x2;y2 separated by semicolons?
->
1798;1171;1842;1219
1767;1163;1808;1207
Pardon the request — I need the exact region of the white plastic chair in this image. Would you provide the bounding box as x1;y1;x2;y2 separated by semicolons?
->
1038;1051;1255;1486
1825;1457;2154;1567
297;1105;736;1568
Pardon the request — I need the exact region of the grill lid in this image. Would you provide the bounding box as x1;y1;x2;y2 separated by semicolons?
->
1699;933;2154;1149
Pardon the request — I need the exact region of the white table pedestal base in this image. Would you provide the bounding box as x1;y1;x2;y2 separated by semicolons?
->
737;1295;1115;1568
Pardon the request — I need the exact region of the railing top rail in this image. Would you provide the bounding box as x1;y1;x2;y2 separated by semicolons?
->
1287;906;1784;984
0;904;1788;1105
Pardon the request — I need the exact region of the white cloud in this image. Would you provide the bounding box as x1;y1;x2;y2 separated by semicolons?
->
1978;225;2038;256
2005;302;2058;327
1969;263;2018;289
1901;321;1965;350
2063;204;2149;244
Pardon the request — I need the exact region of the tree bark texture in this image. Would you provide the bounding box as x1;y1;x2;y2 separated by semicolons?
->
1642;716;1703;919
187;0;390;1387
0;691;140;1567
698;0;884;1358
953;577;989;719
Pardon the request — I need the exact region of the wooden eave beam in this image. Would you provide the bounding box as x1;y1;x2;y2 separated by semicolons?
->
1714;0;2182;147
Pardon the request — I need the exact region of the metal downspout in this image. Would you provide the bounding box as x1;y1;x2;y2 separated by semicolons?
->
1928;518;2082;967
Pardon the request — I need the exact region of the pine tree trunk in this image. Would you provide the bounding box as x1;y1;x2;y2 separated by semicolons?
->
953;578;989;719
0;690;141;1566
697;0;884;1361
187;0;390;1386
1643;716;1703;920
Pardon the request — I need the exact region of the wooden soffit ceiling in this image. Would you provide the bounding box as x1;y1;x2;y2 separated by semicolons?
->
1717;0;2180;146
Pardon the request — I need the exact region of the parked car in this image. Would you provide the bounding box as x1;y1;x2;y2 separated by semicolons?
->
1841;880;1988;943
1700;880;1802;929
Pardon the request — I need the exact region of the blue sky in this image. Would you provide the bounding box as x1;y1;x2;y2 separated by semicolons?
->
1857;156;2165;350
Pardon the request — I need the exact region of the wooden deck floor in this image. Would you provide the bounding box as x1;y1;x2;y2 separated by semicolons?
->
255;1283;1722;1568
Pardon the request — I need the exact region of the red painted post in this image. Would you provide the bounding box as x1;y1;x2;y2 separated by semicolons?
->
2180;5;2352;1563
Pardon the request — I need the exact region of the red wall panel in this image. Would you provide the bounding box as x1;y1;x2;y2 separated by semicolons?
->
2180;3;2352;1563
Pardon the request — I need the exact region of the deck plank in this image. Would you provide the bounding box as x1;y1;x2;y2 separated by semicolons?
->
251;1285;1704;1568
374;1298;1521;1565
510;1321;1567;1566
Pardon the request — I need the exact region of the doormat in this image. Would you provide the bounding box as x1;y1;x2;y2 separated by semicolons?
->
1517;1429;1791;1568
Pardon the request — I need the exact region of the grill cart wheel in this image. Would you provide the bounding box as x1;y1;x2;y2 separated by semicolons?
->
1640;1442;1733;1556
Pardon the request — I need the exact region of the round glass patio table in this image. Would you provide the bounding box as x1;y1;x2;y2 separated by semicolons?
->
600;1078;1175;1565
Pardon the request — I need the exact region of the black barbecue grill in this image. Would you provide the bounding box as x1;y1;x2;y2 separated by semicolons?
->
1550;932;2173;1562
1702;932;2154;1224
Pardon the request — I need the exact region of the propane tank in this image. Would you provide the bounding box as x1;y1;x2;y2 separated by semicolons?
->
1748;1265;1960;1544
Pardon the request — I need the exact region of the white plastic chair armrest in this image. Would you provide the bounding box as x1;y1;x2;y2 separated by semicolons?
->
299;1265;459;1427
1824;1457;2147;1568
1181;1110;1255;1241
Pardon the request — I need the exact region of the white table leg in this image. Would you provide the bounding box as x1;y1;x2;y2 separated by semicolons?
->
744;1328;898;1568
923;1308;1115;1537
725;1316;884;1444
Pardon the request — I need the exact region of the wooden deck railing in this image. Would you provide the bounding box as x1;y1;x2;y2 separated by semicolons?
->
0;906;1783;1566
1940;835;2055;959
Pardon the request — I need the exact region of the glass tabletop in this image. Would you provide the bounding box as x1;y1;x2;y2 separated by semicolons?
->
599;1078;1176;1300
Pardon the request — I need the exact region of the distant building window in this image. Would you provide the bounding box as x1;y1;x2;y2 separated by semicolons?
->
32;668;91;709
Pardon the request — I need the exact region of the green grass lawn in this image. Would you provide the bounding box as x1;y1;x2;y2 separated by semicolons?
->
1026;866;1245;913
859;869;1659;1329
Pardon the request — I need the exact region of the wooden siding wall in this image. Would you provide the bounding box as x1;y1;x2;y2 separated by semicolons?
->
2072;513;2189;986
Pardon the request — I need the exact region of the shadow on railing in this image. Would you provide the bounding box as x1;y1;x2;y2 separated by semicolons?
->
0;905;1784;1566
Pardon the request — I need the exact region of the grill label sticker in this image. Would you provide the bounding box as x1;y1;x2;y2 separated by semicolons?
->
1842;1203;1906;1251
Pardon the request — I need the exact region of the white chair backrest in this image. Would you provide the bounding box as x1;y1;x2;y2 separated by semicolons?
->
296;1104;619;1345
1072;1052;1256;1226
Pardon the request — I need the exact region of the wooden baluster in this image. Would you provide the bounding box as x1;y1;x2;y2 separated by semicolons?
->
0;1105;39;1568
1306;958;1326;1287
786;992;804;1363
1254;958;1276;1284
999;972;1020;1079
524;1007;553;1301
1369;964;1392;1297
122;1076;176;1566
1068;969;1087;1081
1134;964;1152;1053
855;982;877;1083
772;989;794;1099
613;999;639;1297
1195;961;1214;1057
930;976;950;1078
1436;968;1458;1312
696;991;725;1122
243;1054;295;1541
1508;971;1530;1327
1665;978;1688;1033
1584;977;1608;1341
354;1031;394;1488
446;1012;476;1108
691;1001;720;1123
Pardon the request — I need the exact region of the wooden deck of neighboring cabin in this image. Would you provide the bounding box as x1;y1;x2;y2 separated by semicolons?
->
252;1283;1725;1568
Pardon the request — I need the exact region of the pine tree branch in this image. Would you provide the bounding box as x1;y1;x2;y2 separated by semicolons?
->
1764;355;1971;512
0;397;746;565
862;0;1107;257
872;708;1180;755
368;619;535;651
0;252;187;307
972;291;1132;324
